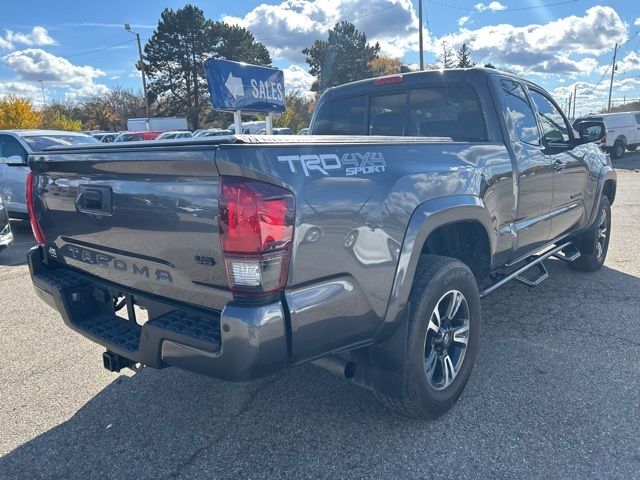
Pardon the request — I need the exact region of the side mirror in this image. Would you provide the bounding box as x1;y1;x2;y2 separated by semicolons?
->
574;120;606;145
0;155;26;166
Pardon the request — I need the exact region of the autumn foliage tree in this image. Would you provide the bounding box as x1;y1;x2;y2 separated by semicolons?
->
40;103;82;131
0;96;42;129
273;93;315;133
369;57;403;77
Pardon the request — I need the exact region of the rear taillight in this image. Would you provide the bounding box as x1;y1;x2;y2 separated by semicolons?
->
218;176;294;295
26;171;46;245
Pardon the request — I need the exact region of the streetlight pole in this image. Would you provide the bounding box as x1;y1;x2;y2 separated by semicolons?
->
125;24;150;119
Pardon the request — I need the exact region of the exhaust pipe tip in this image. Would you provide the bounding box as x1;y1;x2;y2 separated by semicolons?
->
311;355;357;379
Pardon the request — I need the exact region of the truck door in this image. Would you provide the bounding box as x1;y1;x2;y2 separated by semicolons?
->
528;88;589;239
492;77;553;260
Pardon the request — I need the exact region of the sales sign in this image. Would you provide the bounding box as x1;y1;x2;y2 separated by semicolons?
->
204;59;286;113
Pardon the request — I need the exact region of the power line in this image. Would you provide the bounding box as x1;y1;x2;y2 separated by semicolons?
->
426;0;578;12
64;39;136;59
256;3;402;42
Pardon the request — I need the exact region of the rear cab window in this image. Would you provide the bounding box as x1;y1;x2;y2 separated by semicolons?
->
313;83;488;141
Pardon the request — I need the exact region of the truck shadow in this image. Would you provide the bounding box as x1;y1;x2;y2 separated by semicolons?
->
1;260;640;479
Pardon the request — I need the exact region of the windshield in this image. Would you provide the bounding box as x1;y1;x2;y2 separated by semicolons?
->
22;134;99;151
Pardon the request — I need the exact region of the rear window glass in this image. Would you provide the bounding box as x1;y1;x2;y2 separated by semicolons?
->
406;86;487;141
22;134;99;151
313;96;366;135
369;93;405;136
313;84;487;141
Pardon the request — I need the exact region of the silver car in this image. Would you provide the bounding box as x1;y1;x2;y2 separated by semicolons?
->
0;194;12;252
0;130;99;218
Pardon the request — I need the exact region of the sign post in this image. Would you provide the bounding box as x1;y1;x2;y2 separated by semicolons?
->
204;59;286;135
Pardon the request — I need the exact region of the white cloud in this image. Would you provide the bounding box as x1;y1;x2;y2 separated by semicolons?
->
474;2;506;12
282;64;315;97
3;48;104;84
1;26;56;49
458;16;470;26
434;6;627;75
2;48;108;101
551;77;640;117
0;81;41;99
223;0;422;63
635;18;640;26
616;51;640;74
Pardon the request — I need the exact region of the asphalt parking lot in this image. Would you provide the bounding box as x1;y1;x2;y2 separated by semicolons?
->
1;154;640;480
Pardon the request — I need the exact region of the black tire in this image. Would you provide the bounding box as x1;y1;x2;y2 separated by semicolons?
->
611;140;625;159
627;144;638;152
376;255;480;419
570;196;611;272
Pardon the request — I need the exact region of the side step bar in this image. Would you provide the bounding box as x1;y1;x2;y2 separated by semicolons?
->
480;241;574;298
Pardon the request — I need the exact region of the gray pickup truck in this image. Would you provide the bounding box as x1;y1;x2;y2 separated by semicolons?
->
26;68;615;418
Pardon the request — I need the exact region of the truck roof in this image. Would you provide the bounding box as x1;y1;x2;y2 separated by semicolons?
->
319;67;546;100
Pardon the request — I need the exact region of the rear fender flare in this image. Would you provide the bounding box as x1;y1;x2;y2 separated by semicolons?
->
351;195;494;398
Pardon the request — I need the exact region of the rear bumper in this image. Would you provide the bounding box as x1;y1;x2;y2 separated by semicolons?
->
28;246;288;381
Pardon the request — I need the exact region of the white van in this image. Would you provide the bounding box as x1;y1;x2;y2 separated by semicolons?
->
575;112;640;159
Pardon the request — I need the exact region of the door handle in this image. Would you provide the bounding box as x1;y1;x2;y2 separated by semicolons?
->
552;159;565;172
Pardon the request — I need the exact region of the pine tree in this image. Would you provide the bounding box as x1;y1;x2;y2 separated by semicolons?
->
456;43;476;68
440;41;455;69
303;22;380;93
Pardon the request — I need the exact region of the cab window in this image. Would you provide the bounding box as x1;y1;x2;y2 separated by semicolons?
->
529;90;571;143
496;78;539;145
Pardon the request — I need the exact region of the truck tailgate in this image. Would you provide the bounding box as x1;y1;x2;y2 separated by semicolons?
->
31;145;232;310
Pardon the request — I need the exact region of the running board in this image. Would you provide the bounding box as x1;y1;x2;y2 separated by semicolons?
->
480;242;572;298
551;244;581;263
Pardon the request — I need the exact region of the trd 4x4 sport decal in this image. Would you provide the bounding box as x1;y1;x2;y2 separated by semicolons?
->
277;152;386;177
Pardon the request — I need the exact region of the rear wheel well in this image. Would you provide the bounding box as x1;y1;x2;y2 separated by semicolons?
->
603;180;616;205
421;221;491;283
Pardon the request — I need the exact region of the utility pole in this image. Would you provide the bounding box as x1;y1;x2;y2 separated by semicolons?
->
125;24;150;119
418;0;424;70
568;93;572;118
572;84;577;120
39;80;45;105
607;42;618;113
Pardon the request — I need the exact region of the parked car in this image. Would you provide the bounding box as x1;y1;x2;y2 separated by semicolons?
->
0;194;12;252
25;68;614;419
255;128;292;135
127;117;188;132
91;133;118;143
573;111;640;159
226;121;266;134
154;131;193;140
113;131;162;142
198;129;233;137
297;127;309;135
0;130;99;218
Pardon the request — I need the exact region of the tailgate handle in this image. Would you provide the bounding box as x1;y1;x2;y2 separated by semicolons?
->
76;186;112;215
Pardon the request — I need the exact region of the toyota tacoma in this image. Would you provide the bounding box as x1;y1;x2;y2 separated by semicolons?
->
26;68;615;418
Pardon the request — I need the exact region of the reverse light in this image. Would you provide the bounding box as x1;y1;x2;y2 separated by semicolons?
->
219;176;294;295
26;171;46;245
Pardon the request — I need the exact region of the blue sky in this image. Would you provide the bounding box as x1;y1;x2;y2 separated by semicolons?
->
0;0;638;116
